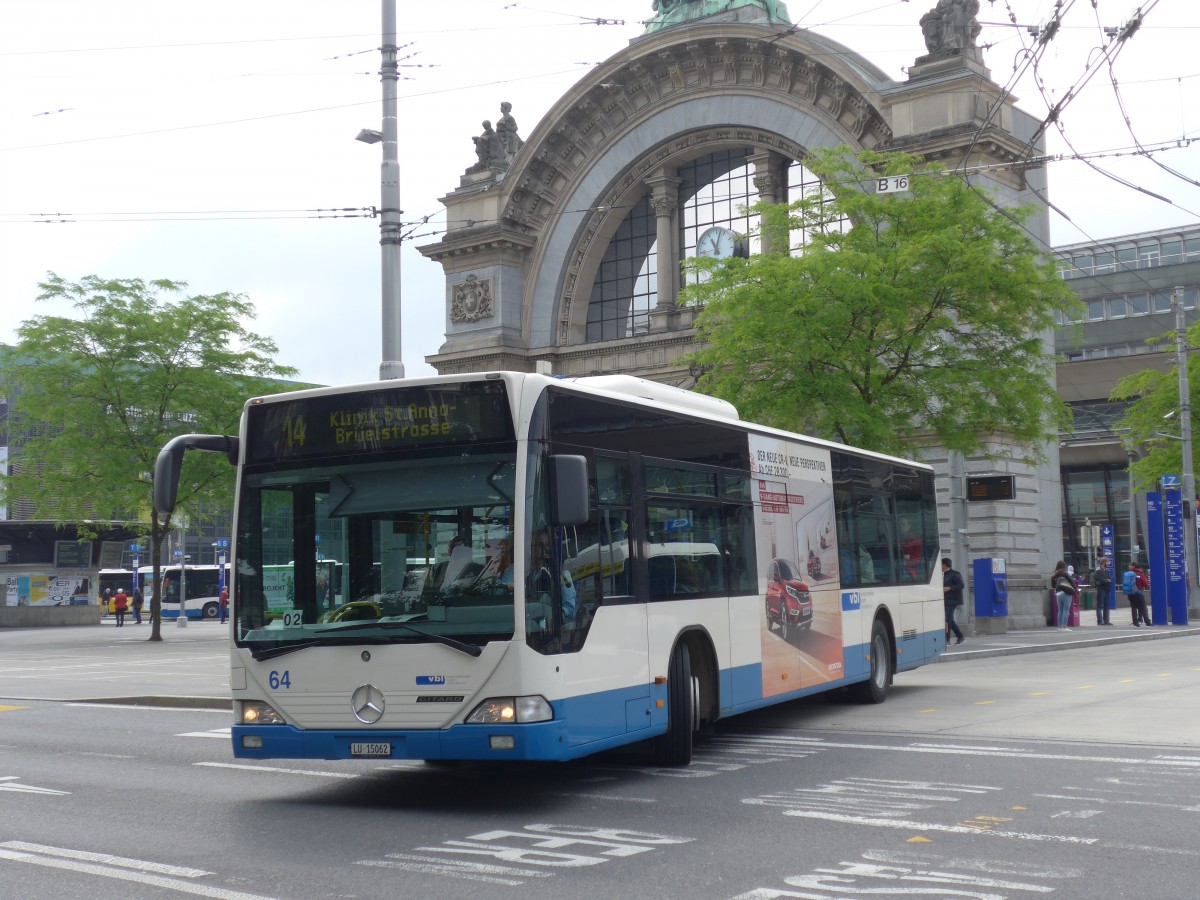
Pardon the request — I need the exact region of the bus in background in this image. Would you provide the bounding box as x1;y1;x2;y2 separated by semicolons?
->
159;564;230;620
98;567;155;614
153;372;942;767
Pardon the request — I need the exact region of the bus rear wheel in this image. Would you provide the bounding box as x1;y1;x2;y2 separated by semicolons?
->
654;642;695;765
851;620;892;704
202;602;219;619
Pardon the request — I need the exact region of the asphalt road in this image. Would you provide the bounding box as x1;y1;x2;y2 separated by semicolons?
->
1;627;1198;899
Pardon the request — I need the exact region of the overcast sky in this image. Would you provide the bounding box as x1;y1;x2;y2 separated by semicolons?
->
2;0;1198;388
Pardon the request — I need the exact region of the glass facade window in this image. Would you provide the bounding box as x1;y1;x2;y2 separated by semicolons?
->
1117;247;1137;271
1093;250;1114;273
585;150;845;341
1107;296;1125;318
1127;293;1148;315
1186;237;1200;260
1060;467;1130;574
1160;238;1182;265
585;194;656;342
1087;299;1105;321
1153;291;1173;313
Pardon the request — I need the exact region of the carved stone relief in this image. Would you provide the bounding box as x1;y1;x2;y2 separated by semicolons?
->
451;275;495;323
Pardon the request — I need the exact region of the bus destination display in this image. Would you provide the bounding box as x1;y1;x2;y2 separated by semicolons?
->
245;382;514;463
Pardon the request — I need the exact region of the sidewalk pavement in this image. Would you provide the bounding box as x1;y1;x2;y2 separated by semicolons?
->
941;615;1200;661
2;615;1199;706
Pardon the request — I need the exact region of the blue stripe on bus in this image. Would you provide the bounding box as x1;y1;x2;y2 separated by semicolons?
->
231;628;945;762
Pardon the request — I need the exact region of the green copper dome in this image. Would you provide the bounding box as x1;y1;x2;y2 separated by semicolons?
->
644;0;791;33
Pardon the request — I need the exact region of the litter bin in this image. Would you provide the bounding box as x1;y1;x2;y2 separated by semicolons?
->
1069;592;1080;627
1081;588;1095;611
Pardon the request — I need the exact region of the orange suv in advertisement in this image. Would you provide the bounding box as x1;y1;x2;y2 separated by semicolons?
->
765;558;813;642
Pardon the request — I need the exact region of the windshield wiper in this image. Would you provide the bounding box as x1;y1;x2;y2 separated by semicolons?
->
315;620;483;657
249;635;392;661
251;640;322;661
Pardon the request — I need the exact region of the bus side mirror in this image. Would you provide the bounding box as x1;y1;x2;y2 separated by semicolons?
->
548;454;589;527
153;434;239;517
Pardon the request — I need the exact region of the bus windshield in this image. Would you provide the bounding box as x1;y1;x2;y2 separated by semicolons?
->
234;381;519;653
236;449;518;651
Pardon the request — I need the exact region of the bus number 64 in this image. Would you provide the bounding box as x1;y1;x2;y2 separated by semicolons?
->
269;670;291;690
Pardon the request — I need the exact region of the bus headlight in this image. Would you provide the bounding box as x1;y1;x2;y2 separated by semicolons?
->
240;701;286;725
465;695;553;724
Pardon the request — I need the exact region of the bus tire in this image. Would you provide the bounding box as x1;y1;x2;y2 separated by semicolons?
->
202;602;219;619
851;619;891;704
654;642;695;766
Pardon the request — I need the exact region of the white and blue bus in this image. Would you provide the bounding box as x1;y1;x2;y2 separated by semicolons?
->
159;564;229;620
154;373;943;765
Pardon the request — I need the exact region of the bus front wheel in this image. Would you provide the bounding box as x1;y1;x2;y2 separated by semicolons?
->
654;642;695;766
201;602;219;619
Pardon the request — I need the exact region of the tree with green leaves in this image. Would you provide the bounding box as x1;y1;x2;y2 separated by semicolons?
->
680;147;1079;460
0;274;304;640
1111;324;1199;491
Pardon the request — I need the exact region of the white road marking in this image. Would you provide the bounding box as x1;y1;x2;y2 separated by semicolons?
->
194;761;358;779
177;728;232;738
779;810;1099;843
723;732;1200;767
0;776;69;795
0;842;278;900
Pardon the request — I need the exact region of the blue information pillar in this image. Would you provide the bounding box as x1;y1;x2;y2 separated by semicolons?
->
1145;491;1166;619
1163;488;1185;626
1099;524;1116;614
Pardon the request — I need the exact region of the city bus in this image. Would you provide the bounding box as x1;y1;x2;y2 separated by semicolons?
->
98;567;154;613
153;373;943;766
159;564;229;619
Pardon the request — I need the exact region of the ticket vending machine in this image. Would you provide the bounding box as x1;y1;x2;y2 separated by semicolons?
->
973;557;1008;634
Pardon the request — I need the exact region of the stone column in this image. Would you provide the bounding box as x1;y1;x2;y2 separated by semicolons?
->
749;151;788;254
646;170;682;331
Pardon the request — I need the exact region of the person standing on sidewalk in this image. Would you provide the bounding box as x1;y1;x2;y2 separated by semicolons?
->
1050;561;1077;632
131;587;144;625
1090;558;1113;625
941;558;965;645
1122;562;1152;627
113;587;128;627
219;586;228;625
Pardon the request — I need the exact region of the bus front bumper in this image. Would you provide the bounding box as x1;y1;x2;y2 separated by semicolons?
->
232;720;571;762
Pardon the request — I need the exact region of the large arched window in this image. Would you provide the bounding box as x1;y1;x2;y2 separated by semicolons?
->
584;149;845;343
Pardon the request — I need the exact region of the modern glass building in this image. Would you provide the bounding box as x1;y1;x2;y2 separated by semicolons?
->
1054;223;1200;573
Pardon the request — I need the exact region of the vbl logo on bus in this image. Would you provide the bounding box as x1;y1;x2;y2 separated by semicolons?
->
416;675;446;686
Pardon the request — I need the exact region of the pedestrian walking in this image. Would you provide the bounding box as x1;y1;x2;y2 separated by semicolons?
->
131;587;144;624
113;587;128;627
1089;557;1113;625
219;586;228;625
1050;561;1077;631
941;558;965;645
1122;562;1152;626
102;588;112;617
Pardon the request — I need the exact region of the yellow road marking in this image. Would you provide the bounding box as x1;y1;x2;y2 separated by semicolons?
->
907;836;932;843
0;705;28;712
919;708;938;713
1077;685;1095;690
1156;673;1171;678
1119;679;1135;683
1030;691;1049;696
975;700;994;705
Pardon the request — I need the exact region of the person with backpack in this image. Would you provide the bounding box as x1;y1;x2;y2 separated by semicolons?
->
1122;562;1152;627
1089;557;1113;625
1050;561;1078;631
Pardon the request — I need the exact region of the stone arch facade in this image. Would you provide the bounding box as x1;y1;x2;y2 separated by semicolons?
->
420;19;1032;383
419;11;1062;629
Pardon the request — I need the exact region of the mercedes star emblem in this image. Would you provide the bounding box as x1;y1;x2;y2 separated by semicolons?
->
351;684;385;724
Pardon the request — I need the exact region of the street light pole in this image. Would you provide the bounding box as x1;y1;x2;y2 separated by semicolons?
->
1173;284;1197;614
377;0;404;381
